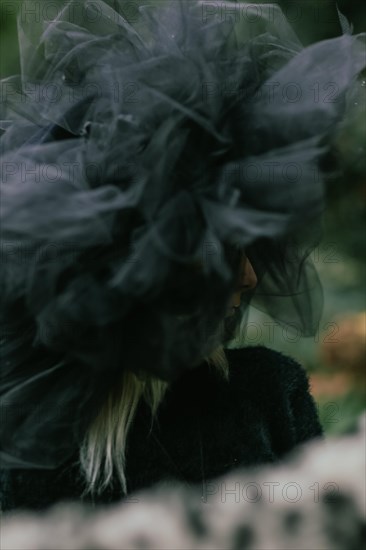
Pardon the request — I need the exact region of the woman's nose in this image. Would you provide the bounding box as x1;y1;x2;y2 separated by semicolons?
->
227;255;258;311
239;256;257;291
235;256;258;292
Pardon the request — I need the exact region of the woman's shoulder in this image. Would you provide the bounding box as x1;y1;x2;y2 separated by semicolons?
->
163;344;311;409
224;344;311;394
160;345;313;428
225;343;304;368
224;345;323;446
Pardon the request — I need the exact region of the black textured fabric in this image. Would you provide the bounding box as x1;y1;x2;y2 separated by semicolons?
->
0;346;323;512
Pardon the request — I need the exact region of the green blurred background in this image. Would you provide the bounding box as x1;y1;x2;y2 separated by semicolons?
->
1;0;365;434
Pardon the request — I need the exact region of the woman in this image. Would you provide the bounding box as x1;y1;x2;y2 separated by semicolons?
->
0;0;364;510
0;250;324;509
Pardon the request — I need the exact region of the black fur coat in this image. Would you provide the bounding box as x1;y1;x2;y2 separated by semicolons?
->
0;346;323;512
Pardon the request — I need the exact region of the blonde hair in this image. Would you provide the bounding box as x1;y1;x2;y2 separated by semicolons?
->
80;346;229;497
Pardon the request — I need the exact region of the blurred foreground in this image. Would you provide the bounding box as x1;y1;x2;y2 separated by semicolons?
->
1;414;365;550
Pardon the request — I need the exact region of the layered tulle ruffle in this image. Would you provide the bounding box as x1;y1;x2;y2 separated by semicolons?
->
1;0;365;468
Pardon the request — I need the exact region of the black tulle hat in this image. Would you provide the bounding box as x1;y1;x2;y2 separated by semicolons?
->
1;0;365;468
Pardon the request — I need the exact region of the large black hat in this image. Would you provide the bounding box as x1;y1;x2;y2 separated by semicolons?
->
1;0;365;468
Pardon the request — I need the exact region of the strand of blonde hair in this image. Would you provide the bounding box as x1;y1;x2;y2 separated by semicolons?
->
80;346;229;497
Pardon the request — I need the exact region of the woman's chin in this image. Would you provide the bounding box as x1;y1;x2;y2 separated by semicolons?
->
225;307;237;318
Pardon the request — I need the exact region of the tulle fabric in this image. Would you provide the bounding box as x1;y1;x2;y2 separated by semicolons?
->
0;0;365;468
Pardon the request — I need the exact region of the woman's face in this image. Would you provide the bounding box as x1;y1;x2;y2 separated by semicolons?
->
226;253;257;316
